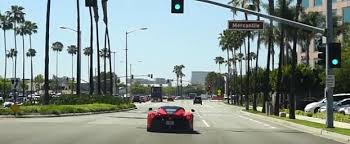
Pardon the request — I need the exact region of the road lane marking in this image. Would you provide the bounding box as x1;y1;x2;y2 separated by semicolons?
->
238;115;276;129
202;120;210;127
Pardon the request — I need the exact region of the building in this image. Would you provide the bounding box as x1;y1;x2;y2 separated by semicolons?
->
298;0;350;67
191;71;210;85
155;78;167;84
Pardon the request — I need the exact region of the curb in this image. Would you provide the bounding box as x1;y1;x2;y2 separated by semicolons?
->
0;107;137;118
240;109;350;144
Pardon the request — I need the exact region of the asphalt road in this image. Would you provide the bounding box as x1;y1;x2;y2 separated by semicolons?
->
0;100;343;144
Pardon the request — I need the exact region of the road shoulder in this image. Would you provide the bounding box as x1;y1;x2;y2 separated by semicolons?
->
240;109;350;144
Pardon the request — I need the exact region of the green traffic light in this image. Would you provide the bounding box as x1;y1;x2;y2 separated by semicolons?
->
332;59;339;65
175;4;181;10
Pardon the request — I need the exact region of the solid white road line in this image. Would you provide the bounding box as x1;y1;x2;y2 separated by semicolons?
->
202;120;210;127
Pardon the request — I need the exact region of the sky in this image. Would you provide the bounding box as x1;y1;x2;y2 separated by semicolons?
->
0;0;279;83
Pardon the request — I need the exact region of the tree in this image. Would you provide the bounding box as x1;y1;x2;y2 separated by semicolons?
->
6;49;17;79
17;20;30;98
0;12;13;97
34;74;44;91
51;41;64;93
67;45;77;94
84;47;92;83
44;0;51;105
100;48;109;95
214;56;225;72
88;5;94;95
173;65;185;96
76;0;82;96
26;48;36;103
7;5;25;103
93;1;101;95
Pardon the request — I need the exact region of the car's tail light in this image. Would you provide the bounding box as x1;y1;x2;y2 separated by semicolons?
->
186;115;192;120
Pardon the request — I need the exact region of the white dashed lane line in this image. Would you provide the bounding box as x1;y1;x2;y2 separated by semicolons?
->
238;115;276;129
196;112;211;127
202;120;210;127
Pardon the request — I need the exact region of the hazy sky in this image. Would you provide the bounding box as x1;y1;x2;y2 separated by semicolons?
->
0;0;277;83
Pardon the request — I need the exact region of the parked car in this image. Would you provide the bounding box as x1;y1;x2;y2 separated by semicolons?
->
132;96;141;103
319;98;350;113
304;93;350;113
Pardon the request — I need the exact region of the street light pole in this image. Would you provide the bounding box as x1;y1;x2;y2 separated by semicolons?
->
112;51;116;95
125;28;148;97
125;32;128;97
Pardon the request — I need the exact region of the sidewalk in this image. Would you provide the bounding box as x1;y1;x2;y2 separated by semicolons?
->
254;106;350;129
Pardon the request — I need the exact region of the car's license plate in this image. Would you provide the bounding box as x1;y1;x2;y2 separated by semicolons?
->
166;121;174;125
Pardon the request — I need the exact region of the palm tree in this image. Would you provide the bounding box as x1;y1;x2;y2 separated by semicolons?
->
219;30;235;103
67;45;77;94
51;42;64;93
93;1;101;95
44;0;51;105
0;12;13;97
88;6;94;95
262;0;275;113
84;47;92;83
7;5;25;103
76;0;82;96
214;56;225;72
7;49;17;79
100;48;109;94
26;48;36;103
17;21;30;98
173;65;185;96
253;0;261;111
101;0;113;95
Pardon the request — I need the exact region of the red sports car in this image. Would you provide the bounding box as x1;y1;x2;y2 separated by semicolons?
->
147;106;194;132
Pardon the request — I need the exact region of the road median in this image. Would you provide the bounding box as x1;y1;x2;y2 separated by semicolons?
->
0;103;136;118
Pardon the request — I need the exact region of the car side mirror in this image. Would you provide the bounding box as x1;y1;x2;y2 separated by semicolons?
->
148;108;152;111
191;109;195;112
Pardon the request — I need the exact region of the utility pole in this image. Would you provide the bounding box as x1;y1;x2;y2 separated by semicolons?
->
325;0;334;128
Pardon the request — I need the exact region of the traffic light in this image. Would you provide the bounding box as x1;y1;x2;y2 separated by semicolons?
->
131;75;134;79
315;37;326;66
171;0;184;14
85;0;97;7
150;74;153;79
329;43;341;68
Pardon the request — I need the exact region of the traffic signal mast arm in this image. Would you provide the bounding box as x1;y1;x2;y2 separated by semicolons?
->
195;0;325;34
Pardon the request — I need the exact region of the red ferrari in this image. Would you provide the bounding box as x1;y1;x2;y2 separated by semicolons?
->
147;106;195;132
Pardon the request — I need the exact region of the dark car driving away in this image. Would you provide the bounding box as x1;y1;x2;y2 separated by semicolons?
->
193;96;202;105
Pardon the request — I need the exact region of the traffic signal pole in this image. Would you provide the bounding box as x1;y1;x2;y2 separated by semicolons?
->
325;0;334;128
195;0;334;127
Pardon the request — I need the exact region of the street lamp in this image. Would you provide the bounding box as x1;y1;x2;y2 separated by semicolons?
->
60;26;82;95
125;27;148;97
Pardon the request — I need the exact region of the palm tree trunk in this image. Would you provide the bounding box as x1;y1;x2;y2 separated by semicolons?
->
44;0;51;105
253;1;261;110
106;28;113;95
3;30;8;99
89;7;94;95
95;12;101;95
22;35;25;99
239;46;243;106
30;55;33;104
275;27;285;116
289;0;302;119
176;77;179;96
103;28;107;95
29;34;33;104
56;51;58;93
262;0;274;113
76;0;81;96
71;55;74;94
14;22;18;103
226;49;230;104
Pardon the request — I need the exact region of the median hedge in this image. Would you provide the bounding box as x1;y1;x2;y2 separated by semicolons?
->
0;103;136;115
48;94;130;105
